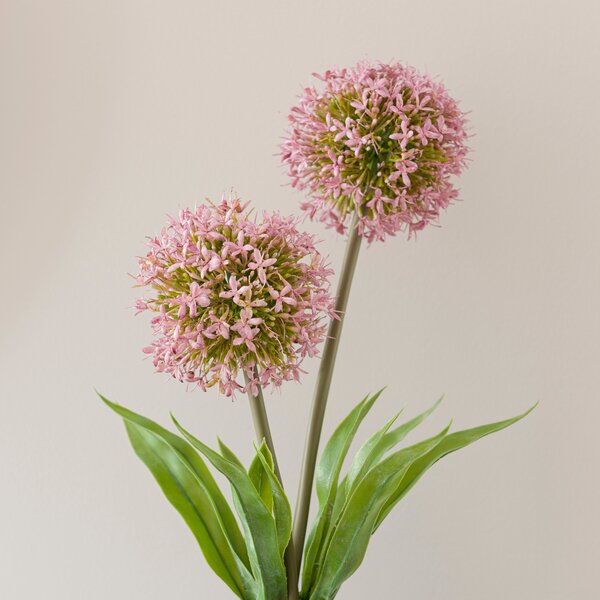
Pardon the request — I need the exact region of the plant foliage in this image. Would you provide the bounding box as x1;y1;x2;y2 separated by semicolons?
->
100;391;533;600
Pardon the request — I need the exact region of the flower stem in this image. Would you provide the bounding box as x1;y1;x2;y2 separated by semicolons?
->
245;370;282;481
245;369;299;600
292;212;362;578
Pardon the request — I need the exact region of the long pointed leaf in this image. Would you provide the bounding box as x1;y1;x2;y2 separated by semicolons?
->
329;474;348;527
253;443;292;559
309;425;451;599
301;389;383;595
172;416;287;600
344;412;401;497
346;396;443;496
248;441;274;512
99;394;250;598
374;403;537;530
219;438;246;469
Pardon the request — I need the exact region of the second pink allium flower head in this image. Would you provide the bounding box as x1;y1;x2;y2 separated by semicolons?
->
135;195;335;397
281;61;469;242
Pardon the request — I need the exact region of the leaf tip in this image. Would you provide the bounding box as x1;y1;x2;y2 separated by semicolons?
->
97;390;119;411
169;412;184;433
521;401;539;418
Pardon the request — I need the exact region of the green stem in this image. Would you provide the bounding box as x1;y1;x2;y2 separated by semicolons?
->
245;369;299;600
292;212;362;578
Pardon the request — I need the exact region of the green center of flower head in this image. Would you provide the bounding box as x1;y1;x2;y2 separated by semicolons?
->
164;238;305;366
138;199;333;396
315;87;452;222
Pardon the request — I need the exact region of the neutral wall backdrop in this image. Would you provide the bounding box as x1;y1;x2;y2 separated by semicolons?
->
1;1;599;598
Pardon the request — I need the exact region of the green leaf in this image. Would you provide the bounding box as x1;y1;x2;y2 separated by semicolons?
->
345;396;443;496
248;441;274;512
309;425;451;600
301;389;383;596
253;444;292;559
374;403;538;530
323;397;444;584
329;474;348;527
343;412;401;497
221;437;291;558
172;416;287;600
99;394;251;599
219;438;246;469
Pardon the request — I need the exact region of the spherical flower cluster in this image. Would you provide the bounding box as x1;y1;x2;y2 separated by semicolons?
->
281;61;469;242
135;196;335;397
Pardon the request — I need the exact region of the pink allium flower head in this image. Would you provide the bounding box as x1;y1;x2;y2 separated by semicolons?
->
281;61;469;242
135;194;335;397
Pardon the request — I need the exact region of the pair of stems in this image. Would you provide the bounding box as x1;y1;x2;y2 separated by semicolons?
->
246;213;362;599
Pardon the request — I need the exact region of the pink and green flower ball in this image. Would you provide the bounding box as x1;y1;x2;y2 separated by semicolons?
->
282;61;470;242
135;196;335;397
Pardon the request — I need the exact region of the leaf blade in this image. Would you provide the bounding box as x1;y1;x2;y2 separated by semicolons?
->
301;389;383;595
100;394;249;598
172;416;287;600
374;403;538;530
253;443;292;559
345;396;443;497
248;441;275;512
310;425;451;599
344;412;400;496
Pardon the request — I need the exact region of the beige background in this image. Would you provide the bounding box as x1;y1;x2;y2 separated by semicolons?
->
1;1;599;598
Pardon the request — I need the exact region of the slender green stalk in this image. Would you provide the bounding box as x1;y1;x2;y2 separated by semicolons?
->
292;212;362;576
244;369;299;600
245;370;283;481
